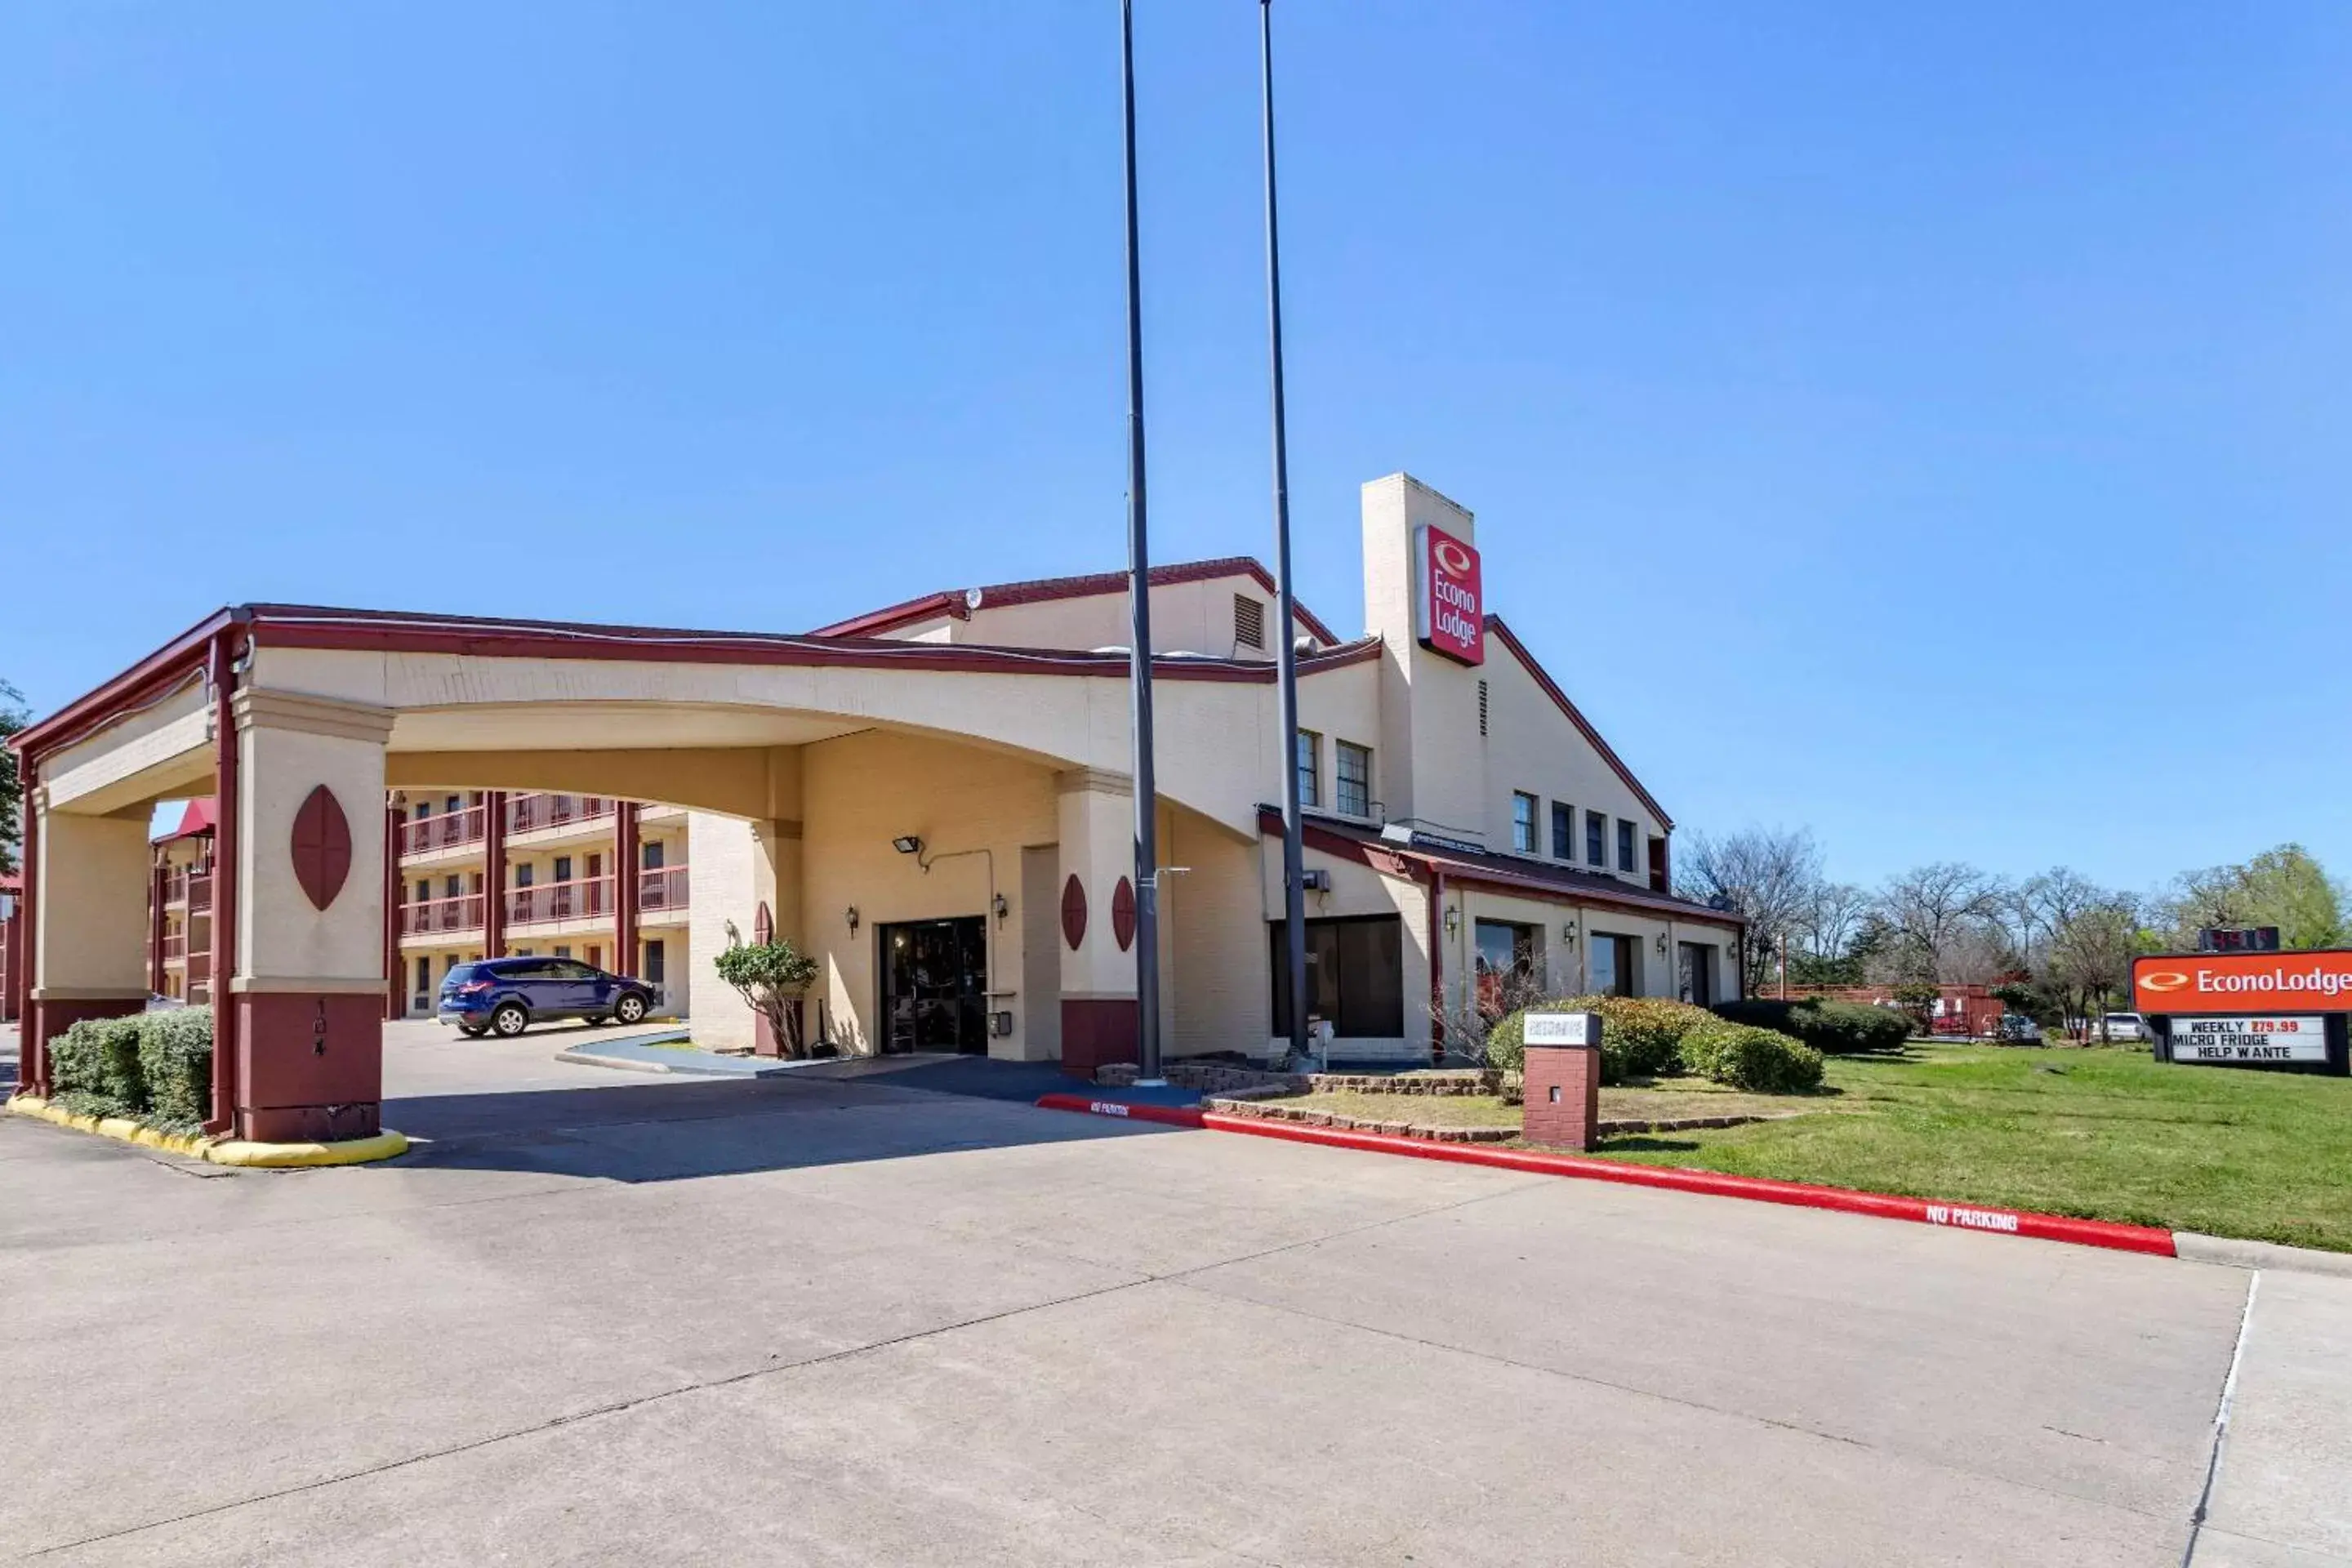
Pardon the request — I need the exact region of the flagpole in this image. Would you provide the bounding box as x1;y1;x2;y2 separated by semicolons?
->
1260;0;1308;1066
1120;0;1165;1085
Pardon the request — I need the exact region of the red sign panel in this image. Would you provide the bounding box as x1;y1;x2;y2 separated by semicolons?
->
1414;524;1484;666
2132;950;2352;1015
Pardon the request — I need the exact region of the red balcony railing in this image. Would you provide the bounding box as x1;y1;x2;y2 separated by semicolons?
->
505;794;614;835
400;893;487;937
506;876;613;929
161;932;186;961
161;869;214;911
399;804;488;857
638;866;689;915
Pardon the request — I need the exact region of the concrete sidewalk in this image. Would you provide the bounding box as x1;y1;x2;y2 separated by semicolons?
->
2;1039;2345;1565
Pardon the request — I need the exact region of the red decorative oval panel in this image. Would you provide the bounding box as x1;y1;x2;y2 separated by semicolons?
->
290;785;354;911
1060;873;1088;951
753;901;773;946
1111;876;1137;952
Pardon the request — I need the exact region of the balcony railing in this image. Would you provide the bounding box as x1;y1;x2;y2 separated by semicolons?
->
506;876;613;929
400;804;488;857
161;932;186;961
161;869;214;911
638;865;689;915
400;893;487;937
506;794;614;835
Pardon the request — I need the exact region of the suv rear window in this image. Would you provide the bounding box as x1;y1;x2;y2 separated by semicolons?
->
444;964;481;986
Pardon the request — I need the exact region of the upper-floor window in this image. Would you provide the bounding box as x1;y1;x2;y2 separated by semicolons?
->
1511;792;1538;853
1335;742;1372;818
1617;820;1637;874
1585;810;1606;868
1551;801;1573;859
643;840;666;871
1234;595;1266;650
1296;729;1321;808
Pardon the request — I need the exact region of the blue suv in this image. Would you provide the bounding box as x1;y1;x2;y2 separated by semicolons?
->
438;957;656;1038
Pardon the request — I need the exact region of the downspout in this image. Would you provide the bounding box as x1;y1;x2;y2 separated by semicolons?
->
205;617;252;1135
1427;870;1446;1065
383;801;403;1021
149;855;167;996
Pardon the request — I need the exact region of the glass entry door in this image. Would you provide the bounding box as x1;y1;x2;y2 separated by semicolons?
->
880;917;989;1054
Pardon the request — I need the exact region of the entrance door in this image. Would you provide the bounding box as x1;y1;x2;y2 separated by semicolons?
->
880;917;989;1054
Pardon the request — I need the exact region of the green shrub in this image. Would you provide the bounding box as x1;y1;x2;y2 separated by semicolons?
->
1712;998;1909;1055
1680;1020;1824;1093
49;1017;146;1113
1486;994;1715;1085
138;1009;214;1129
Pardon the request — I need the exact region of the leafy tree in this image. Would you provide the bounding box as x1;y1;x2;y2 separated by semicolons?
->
2158;844;2346;951
2042;902;2144;1040
712;938;822;1058
0;678;24;877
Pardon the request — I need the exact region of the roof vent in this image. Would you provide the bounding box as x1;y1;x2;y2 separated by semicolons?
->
1233;595;1265;650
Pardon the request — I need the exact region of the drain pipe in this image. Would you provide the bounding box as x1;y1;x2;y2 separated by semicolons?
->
1428;870;1446;1065
205;616;252;1135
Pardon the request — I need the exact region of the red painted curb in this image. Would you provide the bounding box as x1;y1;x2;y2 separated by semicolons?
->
1034;1094;2176;1258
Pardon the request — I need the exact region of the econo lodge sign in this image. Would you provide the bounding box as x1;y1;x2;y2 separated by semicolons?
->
2132;950;2352;1015
1414;524;1485;666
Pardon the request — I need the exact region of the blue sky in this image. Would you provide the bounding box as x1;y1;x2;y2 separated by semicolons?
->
5;2;2347;894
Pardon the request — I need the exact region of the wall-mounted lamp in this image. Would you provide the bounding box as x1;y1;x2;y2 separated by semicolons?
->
1442;906;1460;937
1656;932;1669;956
1559;920;1578;947
992;892;1009;922
891;835;924;857
844;905;860;935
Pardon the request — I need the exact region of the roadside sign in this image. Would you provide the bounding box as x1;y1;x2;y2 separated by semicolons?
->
2132;950;2352;1015
1524;1011;1599;1047
2168;1016;2328;1065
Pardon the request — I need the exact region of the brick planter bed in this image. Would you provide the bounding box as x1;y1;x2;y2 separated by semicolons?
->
1199;1094;1788;1143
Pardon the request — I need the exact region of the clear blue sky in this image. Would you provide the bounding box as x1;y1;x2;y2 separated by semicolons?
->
5;2;2346;895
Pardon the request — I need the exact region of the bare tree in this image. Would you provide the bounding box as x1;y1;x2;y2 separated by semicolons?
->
2042;902;2141;1040
1802;882;1873;960
1874;862;2005;982
1681;826;1824;993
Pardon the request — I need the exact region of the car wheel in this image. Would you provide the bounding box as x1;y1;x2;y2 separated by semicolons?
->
614;992;648;1025
491;1002;529;1038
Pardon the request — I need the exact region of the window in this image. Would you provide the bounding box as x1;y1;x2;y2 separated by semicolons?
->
554;945;572;960
1552;802;1574;860
553;855;573;884
642;841;665;871
413;800;431;821
1268;915;1404;1038
1589;933;1637;997
1617;820;1637;874
444;875;461;898
1474;920;1539;1017
1233;594;1265;650
1296;729;1321;808
644;940;666;983
413;956;430;997
1511;792;1538;853
414;880;431;905
513;863;535;888
1585;811;1606;867
1335;742;1372;818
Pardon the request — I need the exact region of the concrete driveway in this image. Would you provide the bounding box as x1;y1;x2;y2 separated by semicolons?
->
2;1021;2344;1566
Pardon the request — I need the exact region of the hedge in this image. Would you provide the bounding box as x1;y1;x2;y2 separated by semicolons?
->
41;1009;213;1130
1680;1020;1824;1093
1487;994;1717;1085
1711;997;1910;1055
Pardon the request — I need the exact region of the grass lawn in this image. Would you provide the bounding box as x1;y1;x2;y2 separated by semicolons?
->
1592;1046;2352;1254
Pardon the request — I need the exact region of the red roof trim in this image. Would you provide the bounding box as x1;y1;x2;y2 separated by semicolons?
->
1261;808;1737;929
9;608;234;763
810;556;1343;647
1483;616;1673;831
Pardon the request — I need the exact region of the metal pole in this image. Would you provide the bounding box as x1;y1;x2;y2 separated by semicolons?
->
1261;0;1307;1065
1120;0;1165;1085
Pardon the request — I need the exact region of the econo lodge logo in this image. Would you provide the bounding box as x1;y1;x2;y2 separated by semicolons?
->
2140;970;2189;994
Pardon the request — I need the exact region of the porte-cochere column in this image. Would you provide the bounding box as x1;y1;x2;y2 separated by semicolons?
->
226;690;394;1142
24;786;154;1094
1054;768;1140;1077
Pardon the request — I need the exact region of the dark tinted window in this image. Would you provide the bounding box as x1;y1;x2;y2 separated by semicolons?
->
555;961;599;979
444;964;480;986
1268;915;1404;1038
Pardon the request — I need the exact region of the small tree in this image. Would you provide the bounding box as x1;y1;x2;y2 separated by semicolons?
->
713;938;821;1057
0;677;26;876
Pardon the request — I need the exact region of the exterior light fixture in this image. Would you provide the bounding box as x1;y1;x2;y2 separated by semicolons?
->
892;835;924;857
1560;920;1577;946
1442;906;1460;937
844;906;860;934
992;892;1009;921
1656;932;1669;956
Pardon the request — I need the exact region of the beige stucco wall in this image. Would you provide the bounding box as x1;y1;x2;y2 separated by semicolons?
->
915;572;1326;659
235;704;390;989
33;805;152;996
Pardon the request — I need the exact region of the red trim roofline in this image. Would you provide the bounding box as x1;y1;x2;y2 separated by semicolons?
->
811;556;1343;647
1484;616;1673;831
11;603;1386;759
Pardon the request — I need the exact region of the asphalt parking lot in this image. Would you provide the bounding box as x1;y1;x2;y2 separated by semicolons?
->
2;1019;2345;1566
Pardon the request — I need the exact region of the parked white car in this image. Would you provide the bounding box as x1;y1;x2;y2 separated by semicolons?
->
2100;1012;2149;1042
